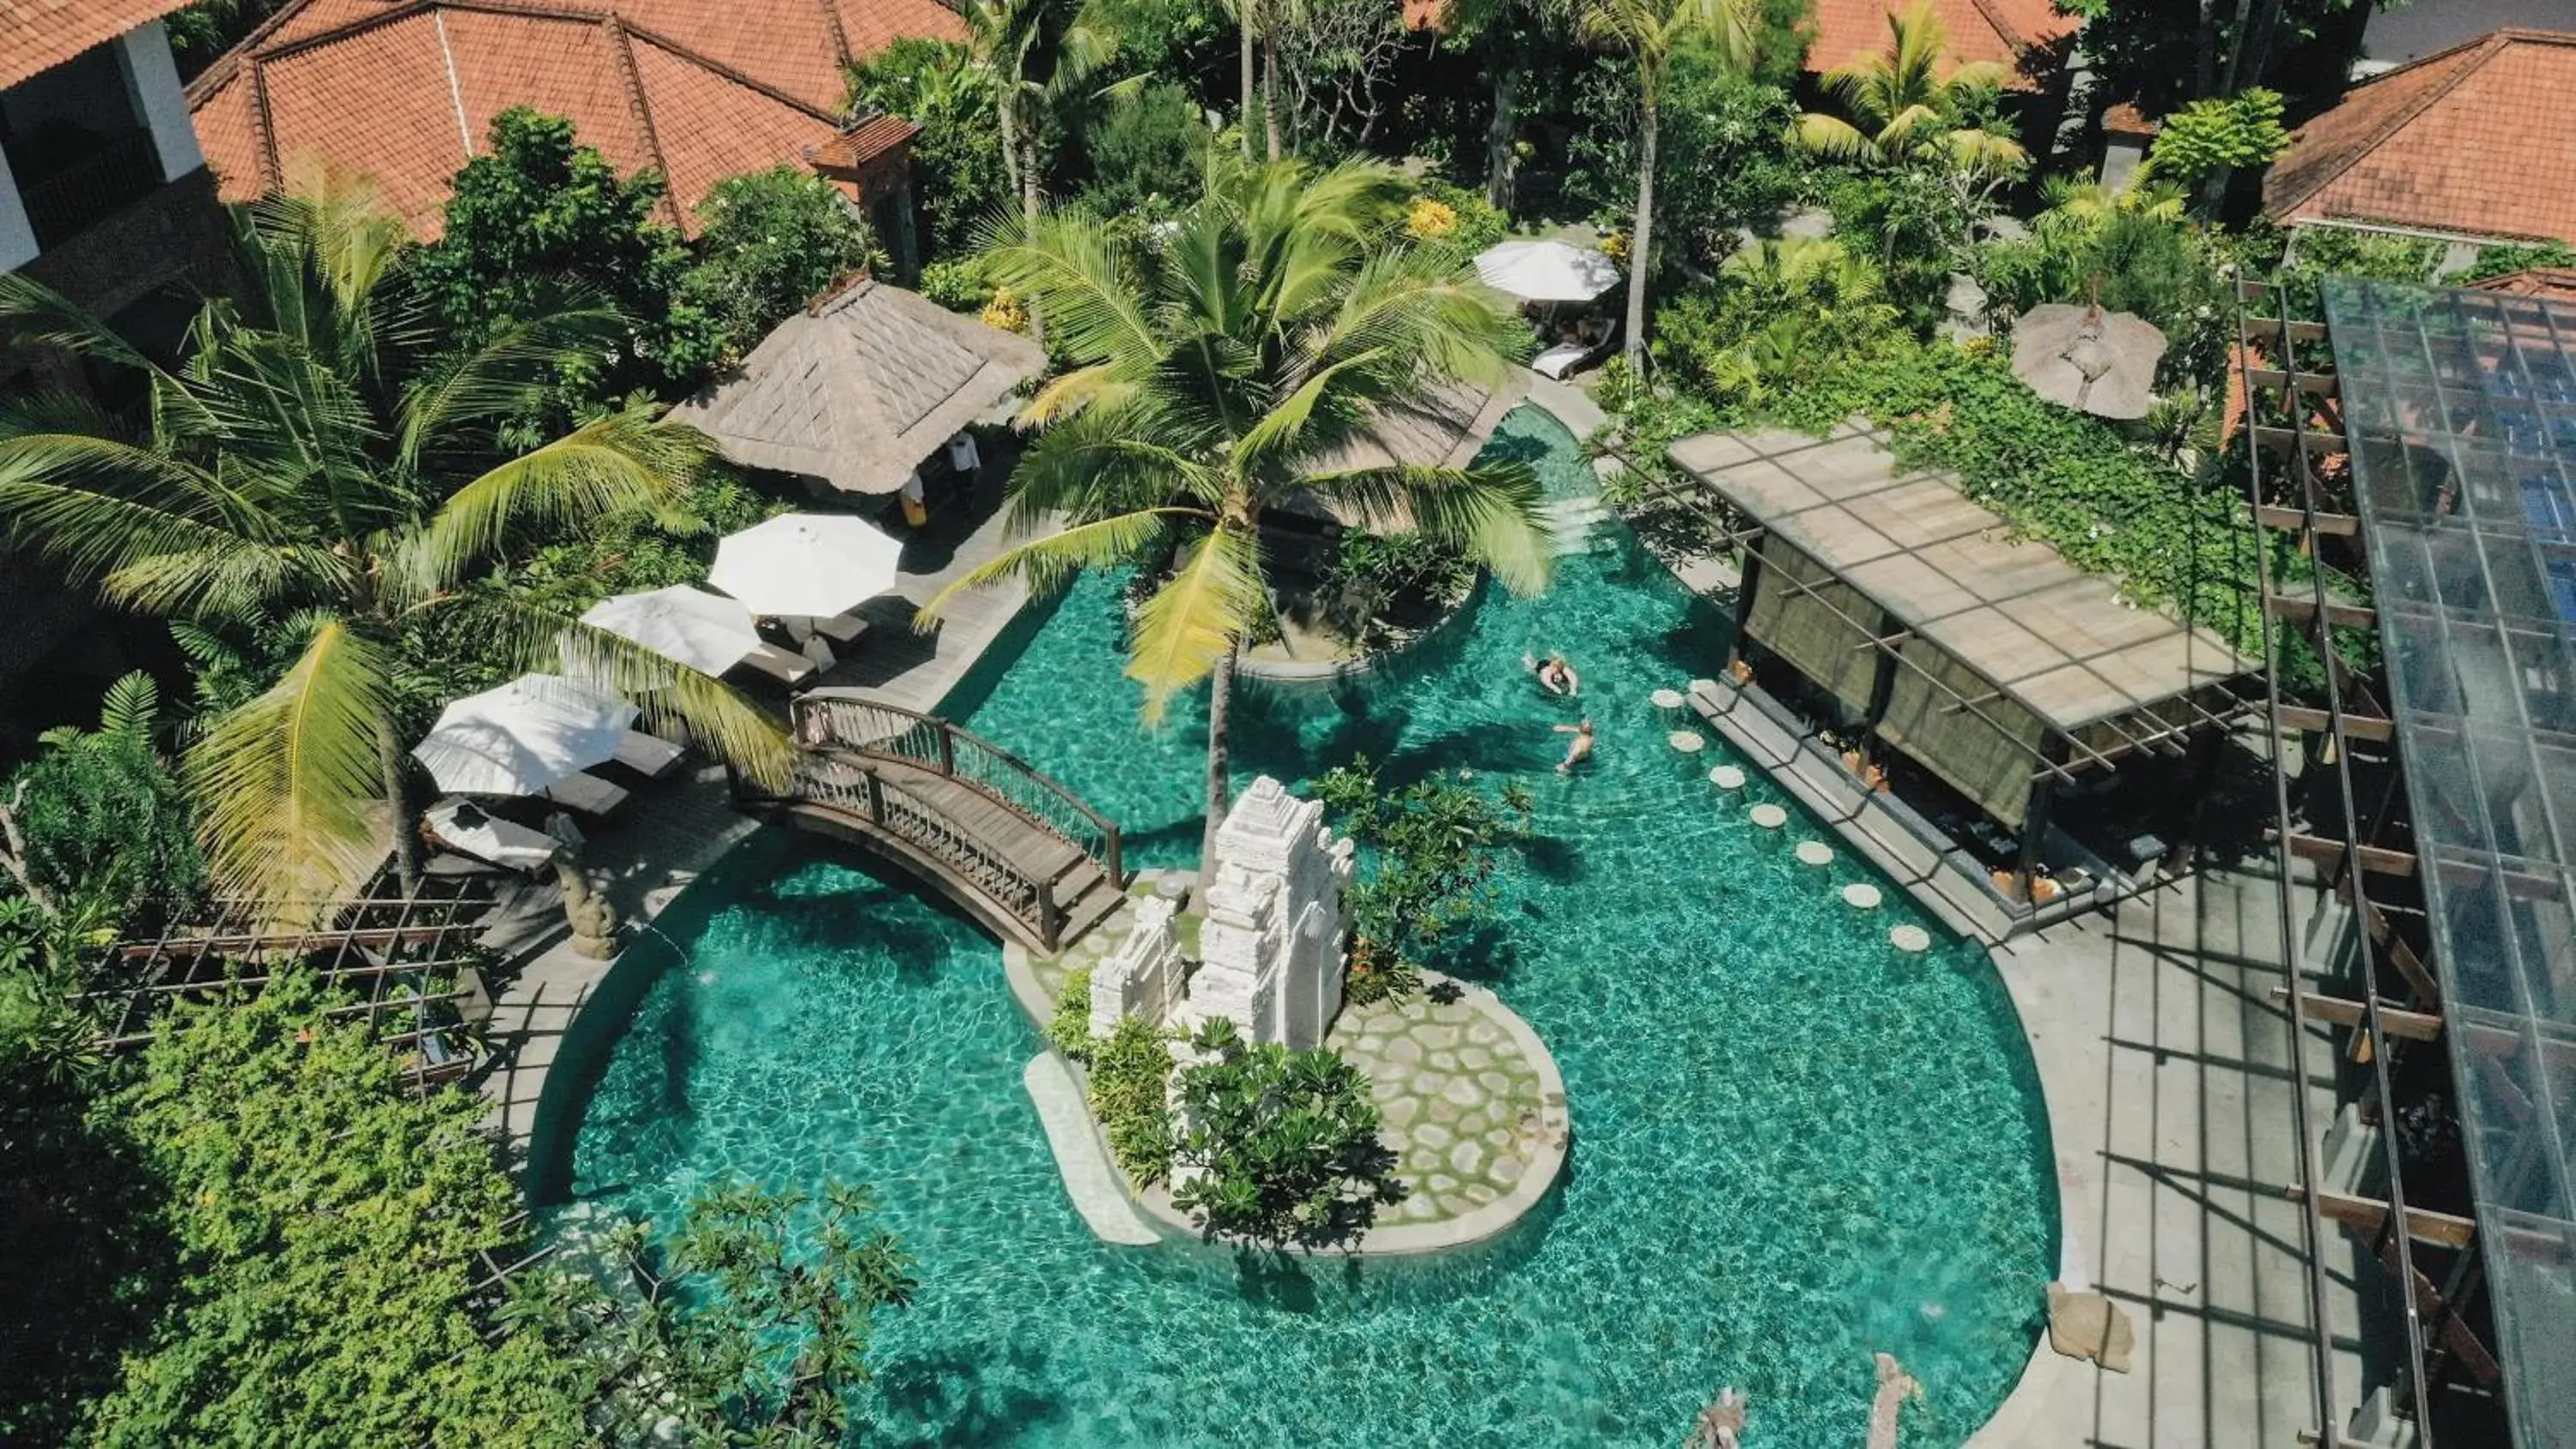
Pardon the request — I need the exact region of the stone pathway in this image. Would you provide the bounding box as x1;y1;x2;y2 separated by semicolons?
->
1334;990;1551;1223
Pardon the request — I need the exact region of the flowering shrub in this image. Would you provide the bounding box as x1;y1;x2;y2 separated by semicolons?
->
1406;197;1459;240
981;286;1027;334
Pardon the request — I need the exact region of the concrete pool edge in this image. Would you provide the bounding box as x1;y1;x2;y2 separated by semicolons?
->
1005;938;1574;1258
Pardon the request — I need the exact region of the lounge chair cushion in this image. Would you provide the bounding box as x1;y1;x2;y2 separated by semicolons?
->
543;773;632;816
423;797;560;874
613;731;686;779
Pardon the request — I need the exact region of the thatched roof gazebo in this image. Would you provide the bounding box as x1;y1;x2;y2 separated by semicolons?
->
673;278;1045;495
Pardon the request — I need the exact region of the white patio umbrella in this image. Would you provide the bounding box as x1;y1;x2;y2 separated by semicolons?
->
709;512;905;619
577;585;763;676
411;673;638;797
1474;239;1621;303
2011;302;2167;420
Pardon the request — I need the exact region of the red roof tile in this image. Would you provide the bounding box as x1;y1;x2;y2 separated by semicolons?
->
185;0;956;237
0;0;194;89
2266;29;2576;245
812;111;920;171
1804;0;2074;88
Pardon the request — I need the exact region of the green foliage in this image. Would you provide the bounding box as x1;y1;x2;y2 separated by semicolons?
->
1048;963;1097;1061
409;108;722;411
1318;530;1477;645
1315;755;1531;996
2462;240;2576;282
1555;47;1804;267
1089;1013;1176;1183
1823;166;1978;326
506;1180;915;1446
3;673;203;925
1976;185;2233;385
1170;1017;1402;1248
683;167;884;359
1410;179;1510;254
2145;88;2290;191
2051;0;2373;112
1654;237;1904;407
82;971;580;1446
1080;81;1212;217
918;255;996;312
851;39;1012;260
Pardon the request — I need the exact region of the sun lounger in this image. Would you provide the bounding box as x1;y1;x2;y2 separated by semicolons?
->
814;611;872;645
542;772;632;816
739;641;817;687
423;797;561;875
612;730;686;779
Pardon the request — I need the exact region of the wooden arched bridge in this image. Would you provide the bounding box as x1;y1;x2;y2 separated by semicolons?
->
733;694;1127;952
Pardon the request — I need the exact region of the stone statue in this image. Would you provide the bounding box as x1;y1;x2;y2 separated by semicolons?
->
556;859;620;961
1091;896;1182;1037
1182;776;1353;1049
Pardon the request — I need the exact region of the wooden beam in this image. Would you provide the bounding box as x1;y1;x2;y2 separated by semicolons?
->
2244;366;2340;397
2308;1188;2478;1250
2251;425;2349;455
2368;1233;2503;1385
2266;593;2379;630
2274;703;2394;742
2241;317;2332;344
2281;830;2418;878
2271;987;2443;1041
2255;503;2362;537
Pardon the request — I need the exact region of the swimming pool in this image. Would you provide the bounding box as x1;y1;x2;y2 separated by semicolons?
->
551;407;2057;1446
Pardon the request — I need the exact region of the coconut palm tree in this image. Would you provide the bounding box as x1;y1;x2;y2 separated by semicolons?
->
1579;0;1756;374
1788;0;2026;180
0;170;786;905
921;158;1553;870
961;0;1126;239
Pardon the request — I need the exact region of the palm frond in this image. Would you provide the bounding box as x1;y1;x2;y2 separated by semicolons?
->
1301;461;1552;595
1002;407;1224;530
416;403;709;587
917;507;1204;621
187;618;395;900
99;671;161;742
1125;522;1266;720
395;303;635;469
1789;112;1874;163
984;209;1163;368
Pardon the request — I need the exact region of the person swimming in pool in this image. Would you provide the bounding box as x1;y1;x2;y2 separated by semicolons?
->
1554;718;1595;773
1528;652;1581;697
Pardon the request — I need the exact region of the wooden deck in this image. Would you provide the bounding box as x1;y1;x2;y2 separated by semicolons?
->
808;465;1034;715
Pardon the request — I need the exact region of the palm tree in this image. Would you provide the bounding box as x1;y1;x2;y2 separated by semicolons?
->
961;0;1125;245
0;170;785;905
1579;0;1756;374
1788;0;2026;180
922;158;1554;870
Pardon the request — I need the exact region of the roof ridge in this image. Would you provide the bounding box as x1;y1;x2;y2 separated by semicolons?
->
616;21;846;124
600;15;687;231
227;0;440;68
1961;0;2026;56
2271;29;2512;221
811;0;855;69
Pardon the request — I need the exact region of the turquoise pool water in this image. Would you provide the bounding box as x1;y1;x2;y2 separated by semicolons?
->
554;407;2057;1446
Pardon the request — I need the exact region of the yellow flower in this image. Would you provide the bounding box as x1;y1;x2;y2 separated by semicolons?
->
1598;232;1630;263
981;287;1026;334
1406;197;1459;240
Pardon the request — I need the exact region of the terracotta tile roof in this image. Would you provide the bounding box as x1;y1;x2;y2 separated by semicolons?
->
1804;0;2075;88
185;0;959;238
827;0;964;65
2266;28;2576;245
812;112;921;171
2470;267;2576;300
0;0;195;89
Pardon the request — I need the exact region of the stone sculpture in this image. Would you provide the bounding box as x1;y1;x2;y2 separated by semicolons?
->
557;860;620;960
1182;775;1354;1050
1091;897;1183;1039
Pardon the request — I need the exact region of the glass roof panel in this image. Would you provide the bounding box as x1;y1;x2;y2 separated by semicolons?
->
2326;277;2576;1449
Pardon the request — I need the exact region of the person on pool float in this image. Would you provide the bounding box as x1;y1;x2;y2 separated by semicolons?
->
1554;718;1595;773
1528;651;1580;697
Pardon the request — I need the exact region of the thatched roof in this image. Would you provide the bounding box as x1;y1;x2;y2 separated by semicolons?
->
673;280;1045;494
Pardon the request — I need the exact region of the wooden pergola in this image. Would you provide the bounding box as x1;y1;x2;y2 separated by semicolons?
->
1664;420;2260;894
80;876;495;1092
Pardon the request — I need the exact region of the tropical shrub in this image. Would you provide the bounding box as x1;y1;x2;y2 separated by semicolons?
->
1089;1013;1176;1182
408;109;722;415
1976;179;2233;386
2144;87;2290;197
1048;964;1097;1060
1170;1017;1401;1247
1315;755;1531;999
81;972;582;1446
1317;530;1478;645
684;167;884;359
504;1180;915;1447
918;255;996;312
2462;239;2576;282
0;672;201;925
850;39;1012;261
1653;236;1904;406
1080;80;1212;218
1411;179;1508;253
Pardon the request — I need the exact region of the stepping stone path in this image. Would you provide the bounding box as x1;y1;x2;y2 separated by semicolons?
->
1749;803;1789;828
1709;764;1746;790
1842;882;1883;909
1650;687;1686;711
1795;840;1833;866
1334;991;1549;1224
1890;925;1933;953
1668;730;1704;753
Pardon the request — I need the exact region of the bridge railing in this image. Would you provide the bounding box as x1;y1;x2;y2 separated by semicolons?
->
787;695;1124;886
